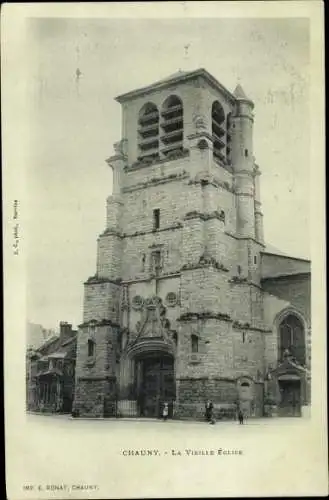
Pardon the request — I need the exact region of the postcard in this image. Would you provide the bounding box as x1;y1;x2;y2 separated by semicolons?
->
3;2;327;498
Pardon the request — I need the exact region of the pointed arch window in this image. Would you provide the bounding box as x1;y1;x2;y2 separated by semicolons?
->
160;95;184;157
138;102;160;162
279;314;305;365
212;101;226;163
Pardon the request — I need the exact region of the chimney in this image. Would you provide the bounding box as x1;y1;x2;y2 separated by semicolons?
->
59;321;74;343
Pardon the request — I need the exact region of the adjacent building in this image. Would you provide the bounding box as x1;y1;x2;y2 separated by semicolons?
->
26;322;55;350
71;69;311;420
26;322;77;413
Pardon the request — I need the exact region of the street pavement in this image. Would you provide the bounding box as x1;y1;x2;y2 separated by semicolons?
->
7;412;323;499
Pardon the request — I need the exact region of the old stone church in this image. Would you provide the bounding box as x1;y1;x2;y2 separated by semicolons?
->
72;69;311;420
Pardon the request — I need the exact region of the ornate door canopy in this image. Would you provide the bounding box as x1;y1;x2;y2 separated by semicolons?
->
126;296;176;357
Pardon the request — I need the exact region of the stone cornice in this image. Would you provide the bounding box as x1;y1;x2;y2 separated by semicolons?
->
125;149;190;172
232;320;271;333
235;191;254;198
224;232;266;247
184;210;225;223
99;223;183;240
228;277;263;290
122;170;189;193
181;254;229;273
234;169;255;177
188;176;234;193
177;376;236;382
177;311;232;322
78;318;120;328
99;228;123;238
121;272;181;285
124;223;182;238
84;276;122;286
77;376;116;382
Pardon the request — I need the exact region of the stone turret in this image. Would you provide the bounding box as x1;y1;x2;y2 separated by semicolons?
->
231;84;256;239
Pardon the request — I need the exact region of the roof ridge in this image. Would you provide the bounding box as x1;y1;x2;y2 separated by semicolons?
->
115;68;235;104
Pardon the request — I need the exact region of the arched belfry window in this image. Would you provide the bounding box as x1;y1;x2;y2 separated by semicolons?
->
160;95;184;158
138;102;160;161
212;101;226;163
279;314;305;365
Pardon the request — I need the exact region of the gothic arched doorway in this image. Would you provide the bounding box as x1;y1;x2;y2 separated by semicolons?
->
135;353;175;418
278;374;301;417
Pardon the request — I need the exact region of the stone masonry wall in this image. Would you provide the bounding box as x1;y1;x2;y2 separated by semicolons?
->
74;324;118;417
175;378;237;420
97;233;122;280
83;281;121;323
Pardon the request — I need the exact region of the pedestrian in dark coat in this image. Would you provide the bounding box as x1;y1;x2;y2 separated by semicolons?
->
238;409;244;424
205;400;214;422
162;402;169;421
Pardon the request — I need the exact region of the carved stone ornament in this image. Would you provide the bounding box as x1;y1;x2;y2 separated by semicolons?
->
129;296;172;345
132;295;144;310
166;292;178;307
193;114;207;130
114;139;128;156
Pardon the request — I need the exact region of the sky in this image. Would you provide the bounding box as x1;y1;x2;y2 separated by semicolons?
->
26;17;310;330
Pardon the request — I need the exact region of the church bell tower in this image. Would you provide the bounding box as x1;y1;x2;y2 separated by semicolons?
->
73;69;266;419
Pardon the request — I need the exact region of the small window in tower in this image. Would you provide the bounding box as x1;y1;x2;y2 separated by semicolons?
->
151;250;162;276
254;255;257;264
88;339;95;357
242;332;246;343
191;334;199;353
244;149;249;157
153;208;160;230
237;265;242;275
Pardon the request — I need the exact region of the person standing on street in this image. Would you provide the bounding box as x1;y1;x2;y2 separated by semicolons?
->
205;400;214;422
162;402;169;421
238;409;244;424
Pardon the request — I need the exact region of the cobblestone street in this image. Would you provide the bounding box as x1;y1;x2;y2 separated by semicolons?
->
7;413;324;499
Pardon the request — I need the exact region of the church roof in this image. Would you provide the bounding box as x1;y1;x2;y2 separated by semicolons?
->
264;243;290;258
263;243;310;262
115;68;236;104
152;69;190;86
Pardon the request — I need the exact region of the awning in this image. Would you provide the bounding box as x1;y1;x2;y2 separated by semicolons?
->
36;368;63;378
48;352;67;359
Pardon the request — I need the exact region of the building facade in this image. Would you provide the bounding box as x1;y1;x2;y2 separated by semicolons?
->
72;69;311;420
26;322;77;413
